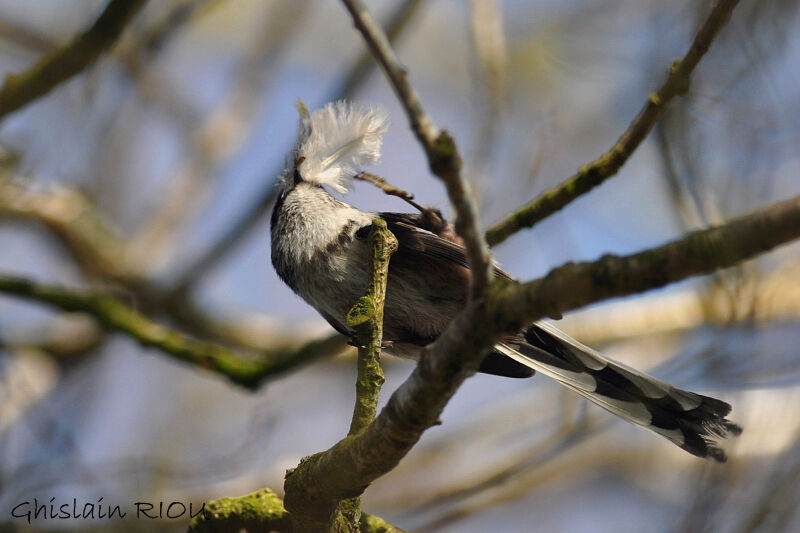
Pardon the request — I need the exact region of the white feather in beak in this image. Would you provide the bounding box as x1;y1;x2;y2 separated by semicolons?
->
291;100;389;194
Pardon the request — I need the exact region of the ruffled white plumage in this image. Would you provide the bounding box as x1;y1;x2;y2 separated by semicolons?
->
291;100;389;193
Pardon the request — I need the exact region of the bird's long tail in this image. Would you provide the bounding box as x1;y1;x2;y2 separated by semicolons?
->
496;322;742;462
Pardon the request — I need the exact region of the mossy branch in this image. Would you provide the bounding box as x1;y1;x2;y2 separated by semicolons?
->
485;0;740;246
285;219;398;532
342;219;398;531
187;488;405;533
0;0;147;123
0;275;348;389
274;193;799;529
347;219;398;435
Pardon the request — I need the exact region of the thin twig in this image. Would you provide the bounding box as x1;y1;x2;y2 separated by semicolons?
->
485;0;740;246
0;0;148;123
0;275;349;389
282;192;800;530
354;172;426;213
354;172;455;240
341;0;493;299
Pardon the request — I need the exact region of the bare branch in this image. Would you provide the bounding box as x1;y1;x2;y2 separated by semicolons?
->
485;0;740;246
341;0;493;299
0;0;148;123
188;489;292;533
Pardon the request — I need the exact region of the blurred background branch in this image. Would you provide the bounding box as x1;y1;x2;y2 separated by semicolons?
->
0;274;348;389
0;0;147;122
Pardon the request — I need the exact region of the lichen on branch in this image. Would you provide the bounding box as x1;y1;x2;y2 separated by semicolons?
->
187;488;405;533
284;218;398;532
347;218;398;435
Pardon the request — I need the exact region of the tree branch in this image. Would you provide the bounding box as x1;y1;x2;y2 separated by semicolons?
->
0;0;147;123
347;219;398;435
0;275;348;389
285;219;398;531
485;0;740;246
341;0;493;299
271;193;800;519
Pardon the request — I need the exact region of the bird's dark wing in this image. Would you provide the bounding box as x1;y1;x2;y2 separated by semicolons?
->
356;212;531;378
365;212;514;281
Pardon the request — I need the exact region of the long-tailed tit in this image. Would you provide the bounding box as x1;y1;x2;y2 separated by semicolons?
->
270;101;741;461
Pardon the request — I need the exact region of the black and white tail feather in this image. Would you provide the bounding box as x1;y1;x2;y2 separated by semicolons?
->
271;100;742;464
495;322;742;462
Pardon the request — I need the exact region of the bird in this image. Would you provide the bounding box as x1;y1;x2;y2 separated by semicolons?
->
270;101;741;462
